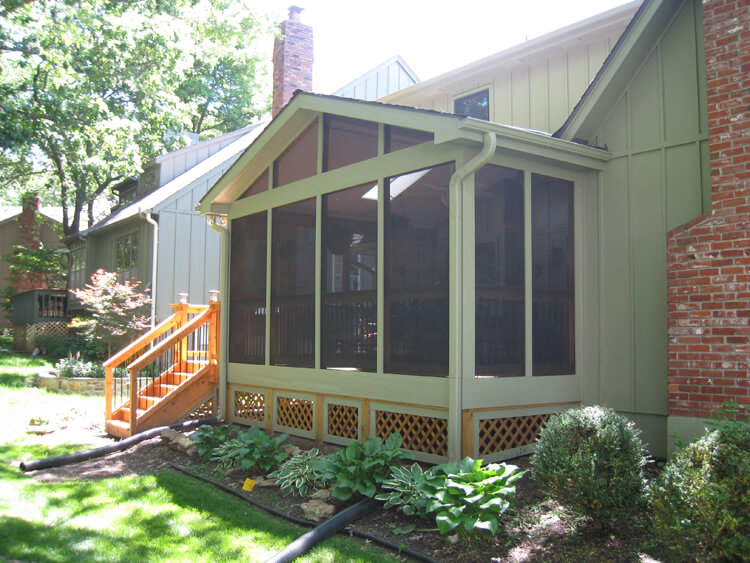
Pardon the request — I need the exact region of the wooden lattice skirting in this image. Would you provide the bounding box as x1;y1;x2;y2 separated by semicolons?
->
478;413;551;455
276;396;313;431
327;403;359;439
14;322;69;353
234;390;265;422
375;410;448;456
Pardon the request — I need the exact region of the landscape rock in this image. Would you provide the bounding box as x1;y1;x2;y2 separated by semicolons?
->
160;428;196;454
309;488;331;500
300;499;336;521
250;475;277;487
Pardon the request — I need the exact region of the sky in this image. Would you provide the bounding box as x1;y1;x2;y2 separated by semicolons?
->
252;0;640;94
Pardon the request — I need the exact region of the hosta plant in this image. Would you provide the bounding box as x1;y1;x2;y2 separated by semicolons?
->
376;462;439;519
427;457;525;536
268;448;334;497
312;433;405;500
211;426;289;473
189;424;237;460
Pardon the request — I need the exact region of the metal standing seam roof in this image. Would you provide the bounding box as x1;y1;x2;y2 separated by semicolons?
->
79;121;268;236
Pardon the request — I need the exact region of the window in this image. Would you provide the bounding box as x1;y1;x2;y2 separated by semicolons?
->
273;120;318;188
70;247;86;272
115;232;138;272
271;198;316;367
385;163;454;376
230;212;267;364
322;183;378;372
323;115;378;172
454;89;490;121
119;186;137;206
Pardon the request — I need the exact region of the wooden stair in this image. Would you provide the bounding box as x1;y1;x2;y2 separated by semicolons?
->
103;299;220;439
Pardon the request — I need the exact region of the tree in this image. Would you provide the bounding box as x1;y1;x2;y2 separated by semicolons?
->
71;269;151;356
0;1;272;232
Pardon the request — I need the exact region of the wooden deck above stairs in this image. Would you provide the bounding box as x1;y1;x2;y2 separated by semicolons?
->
103;297;220;439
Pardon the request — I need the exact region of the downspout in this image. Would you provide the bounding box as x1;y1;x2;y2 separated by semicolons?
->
142;211;158;328
209;215;229;421
447;129;497;462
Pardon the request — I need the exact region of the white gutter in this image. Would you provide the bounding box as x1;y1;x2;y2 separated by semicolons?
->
141;211;158;328
447;129;497;462
208;215;229;422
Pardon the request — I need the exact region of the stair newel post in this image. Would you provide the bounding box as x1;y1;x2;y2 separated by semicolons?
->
105;365;113;421
208;290;220;383
129;365;139;436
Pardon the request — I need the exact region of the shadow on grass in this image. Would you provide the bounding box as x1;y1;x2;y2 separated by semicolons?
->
0;372;35;388
0;443;88;481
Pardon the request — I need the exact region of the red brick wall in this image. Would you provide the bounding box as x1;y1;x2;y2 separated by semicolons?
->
272;11;313;117
666;0;750;418
11;193;44;291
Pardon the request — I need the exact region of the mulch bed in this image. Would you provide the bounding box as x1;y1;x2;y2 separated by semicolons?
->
20;420;669;563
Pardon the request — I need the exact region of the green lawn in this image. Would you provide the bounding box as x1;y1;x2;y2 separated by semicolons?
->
0;347;54;388
0;361;402;562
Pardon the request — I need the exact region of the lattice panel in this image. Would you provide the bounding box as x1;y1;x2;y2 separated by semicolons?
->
277;397;313;431
234;391;265;422
375;411;447;456
189;399;214;419
478;413;551;455
22;322;70;353
327;404;358;439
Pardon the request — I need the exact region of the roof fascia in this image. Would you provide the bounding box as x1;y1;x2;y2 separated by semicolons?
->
199;94;465;210
459;118;611;170
556;0;676;141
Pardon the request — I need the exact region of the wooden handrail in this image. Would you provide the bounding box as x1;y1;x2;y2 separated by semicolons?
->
104;314;179;368
128;308;212;373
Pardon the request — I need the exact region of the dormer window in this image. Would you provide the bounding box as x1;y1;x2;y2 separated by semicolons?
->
119;186;137;206
454;89;490;121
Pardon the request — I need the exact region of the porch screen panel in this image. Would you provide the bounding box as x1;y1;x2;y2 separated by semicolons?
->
474;164;525;377
229;212;267;364
385;163;453;376
273;119;318;188
271;198;316;367
323;115;378;172
322;183;377;371
531;174;574;376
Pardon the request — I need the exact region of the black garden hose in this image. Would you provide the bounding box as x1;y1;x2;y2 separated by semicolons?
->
264;497;380;563
168;462;438;563
19;417;218;472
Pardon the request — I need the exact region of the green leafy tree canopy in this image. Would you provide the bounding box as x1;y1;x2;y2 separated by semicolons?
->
0;0;273;233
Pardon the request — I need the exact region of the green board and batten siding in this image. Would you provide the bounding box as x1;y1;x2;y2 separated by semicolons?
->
592;0;708;439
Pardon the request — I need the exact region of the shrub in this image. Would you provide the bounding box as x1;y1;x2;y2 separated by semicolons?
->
210;426;289;473
268;448;334;497
312;434;405;500
189;424;238;460
54;356;105;378
531;406;647;529
34;327;107;360
650;415;750;560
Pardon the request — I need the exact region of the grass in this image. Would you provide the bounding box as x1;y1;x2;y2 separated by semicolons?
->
0;348;54;388
0;382;402;562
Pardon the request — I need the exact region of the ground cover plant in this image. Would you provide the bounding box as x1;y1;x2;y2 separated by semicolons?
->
531;405;648;530
210;425;290;472
311;433;405;500
269;447;334;497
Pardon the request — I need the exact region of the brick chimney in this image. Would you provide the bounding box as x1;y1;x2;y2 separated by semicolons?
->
11;192;43;291
272;5;313;117
666;0;750;423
